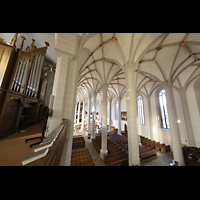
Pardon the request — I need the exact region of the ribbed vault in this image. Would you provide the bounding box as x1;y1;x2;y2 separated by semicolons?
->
76;33;200;102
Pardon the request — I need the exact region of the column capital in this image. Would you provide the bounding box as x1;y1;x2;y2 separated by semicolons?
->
55;33;78;60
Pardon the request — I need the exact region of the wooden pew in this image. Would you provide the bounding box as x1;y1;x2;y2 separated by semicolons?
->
139;147;151;155
107;154;128;166
139;144;148;149
71;158;93;166
72;136;85;149
70;148;94;166
183;146;200;166
160;145;170;153
109;158;128;166
140;149;157;163
104;151;126;164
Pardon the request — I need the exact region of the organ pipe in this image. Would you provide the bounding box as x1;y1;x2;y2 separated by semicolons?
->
10;38;49;98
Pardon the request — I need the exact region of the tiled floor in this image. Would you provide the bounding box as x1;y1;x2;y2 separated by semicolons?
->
74;130;174;166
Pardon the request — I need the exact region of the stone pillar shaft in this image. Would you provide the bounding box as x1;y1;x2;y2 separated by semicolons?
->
100;84;108;159
165;83;185;166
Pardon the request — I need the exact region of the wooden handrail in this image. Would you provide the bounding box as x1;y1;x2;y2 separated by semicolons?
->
26;119;68;166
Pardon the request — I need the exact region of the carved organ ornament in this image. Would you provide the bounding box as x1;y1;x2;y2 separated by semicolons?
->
0;33;50;138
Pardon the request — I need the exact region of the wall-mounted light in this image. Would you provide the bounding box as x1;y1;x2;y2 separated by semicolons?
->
177;120;181;123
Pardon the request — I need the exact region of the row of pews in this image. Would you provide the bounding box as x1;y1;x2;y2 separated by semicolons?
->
91;133;172;166
140;136;171;154
72;136;85;149
109;134;158;163
92;135;128;166
183;146;200;166
71;149;94;166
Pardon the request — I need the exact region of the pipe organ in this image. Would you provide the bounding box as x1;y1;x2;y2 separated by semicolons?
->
0;34;50;138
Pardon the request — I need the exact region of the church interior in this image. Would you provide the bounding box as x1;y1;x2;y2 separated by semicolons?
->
0;33;200;166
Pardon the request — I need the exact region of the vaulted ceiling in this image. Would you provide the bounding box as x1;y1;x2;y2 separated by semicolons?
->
76;33;200;102
1;33;200;103
136;33;200;96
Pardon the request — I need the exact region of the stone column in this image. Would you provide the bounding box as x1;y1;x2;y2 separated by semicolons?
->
91;92;96;139
47;33;78;166
81;99;85;131
100;83;108;159
118;96;122;135
77;102;81;125
99;100;102;123
47;52;69;134
108;99;112;131
74;102;77;123
125;63;140;166
165;82;185;166
112;100;116;124
147;95;153;139
178;87;195;147
86;96;91;136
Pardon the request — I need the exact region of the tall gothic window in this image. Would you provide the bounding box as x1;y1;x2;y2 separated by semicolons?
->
159;89;170;129
137;95;145;125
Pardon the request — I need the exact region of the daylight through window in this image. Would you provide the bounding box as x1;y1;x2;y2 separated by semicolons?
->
137;95;145;125
159;89;170;129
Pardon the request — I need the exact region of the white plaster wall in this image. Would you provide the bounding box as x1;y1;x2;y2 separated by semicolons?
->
112;96;127;131
89;80;200;149
140;94;151;139
147;85;191;150
150;88;172;147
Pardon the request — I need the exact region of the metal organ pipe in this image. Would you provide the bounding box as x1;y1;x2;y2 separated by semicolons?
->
11;61;21;91
28;55;39;97
34;55;44;98
20;59;30;94
17;60;26;93
9;39;49;99
32;54;42;97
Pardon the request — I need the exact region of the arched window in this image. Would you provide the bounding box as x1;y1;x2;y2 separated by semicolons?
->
137;95;145;125
159;89;170;129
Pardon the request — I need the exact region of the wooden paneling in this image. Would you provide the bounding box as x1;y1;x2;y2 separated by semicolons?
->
0;99;20;138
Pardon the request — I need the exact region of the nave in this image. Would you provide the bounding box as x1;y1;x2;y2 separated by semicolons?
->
1;33;200;166
72;128;173;166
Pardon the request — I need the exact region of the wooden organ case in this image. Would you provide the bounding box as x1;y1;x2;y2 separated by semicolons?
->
0;34;50;138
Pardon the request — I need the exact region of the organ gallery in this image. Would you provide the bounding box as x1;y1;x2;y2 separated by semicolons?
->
0;33;50;138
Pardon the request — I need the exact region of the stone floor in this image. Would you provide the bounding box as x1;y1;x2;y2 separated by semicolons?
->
73;130;173;166
140;151;173;166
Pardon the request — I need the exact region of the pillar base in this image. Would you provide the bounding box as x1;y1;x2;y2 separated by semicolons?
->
90;135;95;143
86;130;90;136
100;149;108;160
